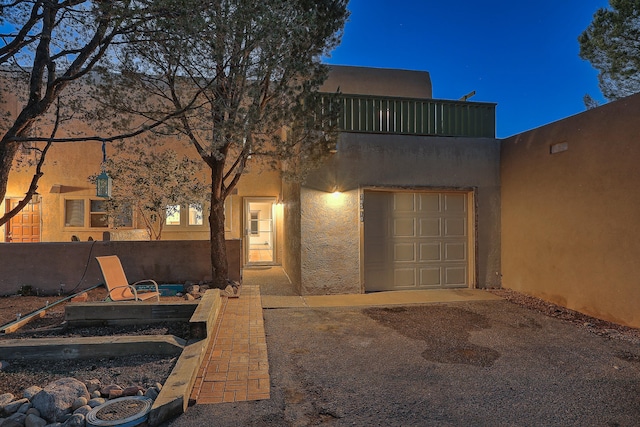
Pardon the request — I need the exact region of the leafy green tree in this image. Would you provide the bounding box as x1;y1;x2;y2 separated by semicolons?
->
579;0;640;100
94;0;348;287
101;145;209;241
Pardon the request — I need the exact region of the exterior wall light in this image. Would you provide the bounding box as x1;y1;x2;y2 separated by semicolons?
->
96;140;112;198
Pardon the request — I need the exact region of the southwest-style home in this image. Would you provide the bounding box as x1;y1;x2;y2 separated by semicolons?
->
2;65;639;329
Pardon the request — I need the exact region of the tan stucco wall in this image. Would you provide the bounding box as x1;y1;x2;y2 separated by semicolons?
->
321;65;432;98
300;187;361;295
281;180;302;293
0;239;242;295
501;93;640;328
299;132;501;294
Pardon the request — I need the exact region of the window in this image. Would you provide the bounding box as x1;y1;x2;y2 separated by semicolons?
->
165;205;181;225
250;211;259;235
90;200;108;228
65;200;84;227
189;204;203;226
64;198;133;228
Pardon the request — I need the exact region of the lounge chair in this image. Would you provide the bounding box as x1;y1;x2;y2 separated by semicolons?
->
95;255;161;302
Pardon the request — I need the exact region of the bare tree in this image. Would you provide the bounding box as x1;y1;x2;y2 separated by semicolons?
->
0;0;163;227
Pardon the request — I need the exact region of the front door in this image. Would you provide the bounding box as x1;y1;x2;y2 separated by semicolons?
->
5;198;41;242
244;197;276;265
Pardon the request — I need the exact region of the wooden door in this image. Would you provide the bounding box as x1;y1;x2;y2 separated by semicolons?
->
5;199;41;242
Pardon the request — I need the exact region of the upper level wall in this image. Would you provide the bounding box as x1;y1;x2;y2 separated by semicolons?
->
501;93;640;328
300;133;501;294
322;65;432;98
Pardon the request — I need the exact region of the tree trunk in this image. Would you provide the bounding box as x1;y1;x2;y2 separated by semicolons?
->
209;196;229;288
0;141;20;225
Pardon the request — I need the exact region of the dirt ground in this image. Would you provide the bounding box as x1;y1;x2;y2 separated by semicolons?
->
0;287;186;397
165;295;640;427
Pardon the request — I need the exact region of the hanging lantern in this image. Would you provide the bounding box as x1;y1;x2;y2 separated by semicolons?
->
96;140;112;198
96;170;112;198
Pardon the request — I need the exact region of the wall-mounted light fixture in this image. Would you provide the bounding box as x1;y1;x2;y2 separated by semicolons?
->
96;140;112;198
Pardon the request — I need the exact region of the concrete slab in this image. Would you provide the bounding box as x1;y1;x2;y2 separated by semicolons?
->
261;289;501;309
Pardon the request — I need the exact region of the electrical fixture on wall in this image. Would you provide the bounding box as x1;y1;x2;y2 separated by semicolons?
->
96;139;112;198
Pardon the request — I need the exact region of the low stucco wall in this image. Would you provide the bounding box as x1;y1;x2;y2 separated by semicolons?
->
501;93;640;328
300;133;501;293
0;239;242;296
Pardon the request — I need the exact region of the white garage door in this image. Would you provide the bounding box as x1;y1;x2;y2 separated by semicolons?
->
364;190;471;291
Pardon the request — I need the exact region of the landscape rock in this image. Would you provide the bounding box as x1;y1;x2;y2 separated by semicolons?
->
61;413;84;427
99;384;122;398
31;378;89;422
144;387;159;400
70;397;86;411
2;412;26;427
0;361;9;372
0;393;15;408
22;386;42;400
25;408;40;417
122;386;143;397
90;391;101;399
84;380;101;395
24;413;47;427
72;405;91;417
4;398;29;414
87;398;105;408
17;401;32;413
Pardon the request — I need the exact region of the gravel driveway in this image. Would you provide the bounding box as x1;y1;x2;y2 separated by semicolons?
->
163;299;640;426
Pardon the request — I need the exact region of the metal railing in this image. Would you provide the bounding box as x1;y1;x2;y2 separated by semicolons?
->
318;93;496;138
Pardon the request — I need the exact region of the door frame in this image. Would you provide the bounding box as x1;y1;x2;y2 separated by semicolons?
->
243;196;278;266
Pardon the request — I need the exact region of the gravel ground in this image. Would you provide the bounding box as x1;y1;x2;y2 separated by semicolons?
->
165;292;640;427
0;288;186;397
2;287;640;425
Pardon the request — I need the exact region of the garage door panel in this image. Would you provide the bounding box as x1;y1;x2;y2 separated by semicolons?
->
445;242;466;261
420;218;441;237
394;243;416;262
420;268;441;287
365;190;471;291
420;242;441;261
445;194;466;213
445;266;467;286
419;193;441;212
445;217;466;237
394;193;415;211
394;268;416;288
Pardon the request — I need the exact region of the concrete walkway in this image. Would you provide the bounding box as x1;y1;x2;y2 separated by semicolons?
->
189;267;502;406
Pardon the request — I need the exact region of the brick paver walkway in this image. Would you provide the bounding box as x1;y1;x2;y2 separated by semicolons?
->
190;285;270;404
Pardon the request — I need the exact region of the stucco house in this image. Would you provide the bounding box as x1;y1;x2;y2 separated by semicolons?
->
2;65;639;329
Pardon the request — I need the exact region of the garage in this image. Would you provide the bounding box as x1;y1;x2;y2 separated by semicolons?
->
363;190;474;291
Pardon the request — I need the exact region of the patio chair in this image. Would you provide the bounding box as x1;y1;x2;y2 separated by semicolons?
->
95;255;161;302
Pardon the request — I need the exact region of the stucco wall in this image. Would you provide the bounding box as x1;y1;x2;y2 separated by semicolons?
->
321;65;432;98
300;187;361;295
300;133;501;293
0;239;241;296
281;181;302;293
501;93;640;328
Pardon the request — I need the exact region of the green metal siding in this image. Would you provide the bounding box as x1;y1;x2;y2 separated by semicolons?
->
319;93;496;138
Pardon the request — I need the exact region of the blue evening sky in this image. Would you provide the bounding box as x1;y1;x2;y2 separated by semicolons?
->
323;0;610;138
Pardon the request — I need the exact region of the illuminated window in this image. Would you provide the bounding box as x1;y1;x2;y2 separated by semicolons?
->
250;211;259;235
165;205;181;225
65;200;84;227
189;204;203;226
